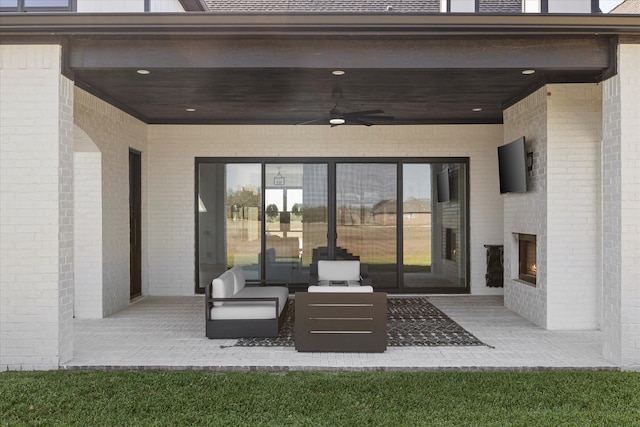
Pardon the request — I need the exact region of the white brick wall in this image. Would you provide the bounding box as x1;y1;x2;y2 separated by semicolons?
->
602;69;622;364
503;87;549;327
147;124;505;296
74;88;148;317
617;43;640;367
546;83;602;330
602;42;640;366
503;84;603;330
73;127;103;318
0;45;74;370
58;74;75;364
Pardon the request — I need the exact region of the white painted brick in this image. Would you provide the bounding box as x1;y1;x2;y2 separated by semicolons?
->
602;42;640;366
147;124;505;296
503;87;548;328
0;45;73;370
73;88;148;317
545;83;602;330
503;84;603;331
73;147;103;318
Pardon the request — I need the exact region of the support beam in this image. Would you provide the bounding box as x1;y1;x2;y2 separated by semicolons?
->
66;37;612;70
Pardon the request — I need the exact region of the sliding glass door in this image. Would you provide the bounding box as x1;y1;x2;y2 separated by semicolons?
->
336;163;398;289
196;158;468;293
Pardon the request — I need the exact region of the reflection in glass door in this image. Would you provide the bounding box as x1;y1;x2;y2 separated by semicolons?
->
197;158;468;293
197;163;261;290
402;164;432;287
403;162;468;289
264;164;328;284
336;163;397;288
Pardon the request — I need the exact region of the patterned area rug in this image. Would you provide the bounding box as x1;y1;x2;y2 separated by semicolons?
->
235;297;486;347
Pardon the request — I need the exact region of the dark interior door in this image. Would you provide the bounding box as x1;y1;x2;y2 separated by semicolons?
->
129;149;142;299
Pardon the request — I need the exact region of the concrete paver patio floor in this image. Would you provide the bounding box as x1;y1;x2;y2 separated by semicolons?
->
64;295;618;371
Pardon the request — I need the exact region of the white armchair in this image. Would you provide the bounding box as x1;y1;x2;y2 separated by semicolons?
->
308;260;373;291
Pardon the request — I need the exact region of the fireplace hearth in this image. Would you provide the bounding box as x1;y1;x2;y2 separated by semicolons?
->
518;234;537;285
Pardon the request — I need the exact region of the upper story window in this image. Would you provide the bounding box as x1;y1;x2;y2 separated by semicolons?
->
440;0;601;13
545;0;597;13
0;0;75;11
442;0;478;12
441;0;525;14
525;0;600;13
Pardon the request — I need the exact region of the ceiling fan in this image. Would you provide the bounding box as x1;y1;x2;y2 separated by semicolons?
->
297;86;393;127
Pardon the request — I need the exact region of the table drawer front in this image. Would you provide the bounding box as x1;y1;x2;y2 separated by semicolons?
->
295;292;387;352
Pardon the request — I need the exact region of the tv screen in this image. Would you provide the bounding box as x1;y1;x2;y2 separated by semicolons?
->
436;168;450;202
498;137;527;194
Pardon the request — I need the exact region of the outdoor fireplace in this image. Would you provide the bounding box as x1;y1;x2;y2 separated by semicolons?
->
518;234;537;285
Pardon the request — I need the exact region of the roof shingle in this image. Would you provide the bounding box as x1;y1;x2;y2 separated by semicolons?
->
610;0;640;14
203;0;523;13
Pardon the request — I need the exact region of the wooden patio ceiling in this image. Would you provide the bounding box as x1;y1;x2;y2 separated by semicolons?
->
2;13;630;126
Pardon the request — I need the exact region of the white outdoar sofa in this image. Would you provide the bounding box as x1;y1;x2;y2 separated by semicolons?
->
205;266;289;339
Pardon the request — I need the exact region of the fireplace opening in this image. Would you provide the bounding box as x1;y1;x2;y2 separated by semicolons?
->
518;234;537;285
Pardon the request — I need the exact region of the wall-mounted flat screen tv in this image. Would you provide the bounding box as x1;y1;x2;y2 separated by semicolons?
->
498;136;527;194
436;168;450;202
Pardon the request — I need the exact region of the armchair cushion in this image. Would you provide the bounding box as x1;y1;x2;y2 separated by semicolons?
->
211;269;235;306
231;267;246;294
209;286;289;320
317;260;361;281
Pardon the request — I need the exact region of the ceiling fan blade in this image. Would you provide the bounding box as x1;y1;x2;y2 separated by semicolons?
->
296;118;325;125
360;115;394;120
347;117;373;127
344;109;385;117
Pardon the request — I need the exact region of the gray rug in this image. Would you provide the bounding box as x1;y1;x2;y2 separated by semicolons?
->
235;297;487;347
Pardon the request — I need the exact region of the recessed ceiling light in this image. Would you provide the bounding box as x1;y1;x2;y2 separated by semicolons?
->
472;108;483;112
330;118;345;125
332;70;345;76
522;69;536;75
136;69;150;75
186;108;196;112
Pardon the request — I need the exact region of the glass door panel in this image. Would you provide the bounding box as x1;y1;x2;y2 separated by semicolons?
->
402;164;432;287
336;163;397;289
225;164;263;280
197;163;261;291
264;163;328;284
410;163;468;289
197;158;468;293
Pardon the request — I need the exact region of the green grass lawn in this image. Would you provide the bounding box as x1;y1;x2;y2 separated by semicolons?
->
1;370;639;426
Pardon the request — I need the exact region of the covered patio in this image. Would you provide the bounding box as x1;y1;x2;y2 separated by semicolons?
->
1;12;639;371
66;295;616;370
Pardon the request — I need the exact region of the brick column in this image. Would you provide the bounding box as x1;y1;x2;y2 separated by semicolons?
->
545;84;602;330
602;41;640;367
503;83;602;331
0;45;74;370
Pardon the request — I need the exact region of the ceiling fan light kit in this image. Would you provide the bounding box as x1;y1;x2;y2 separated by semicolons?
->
298;84;393;127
